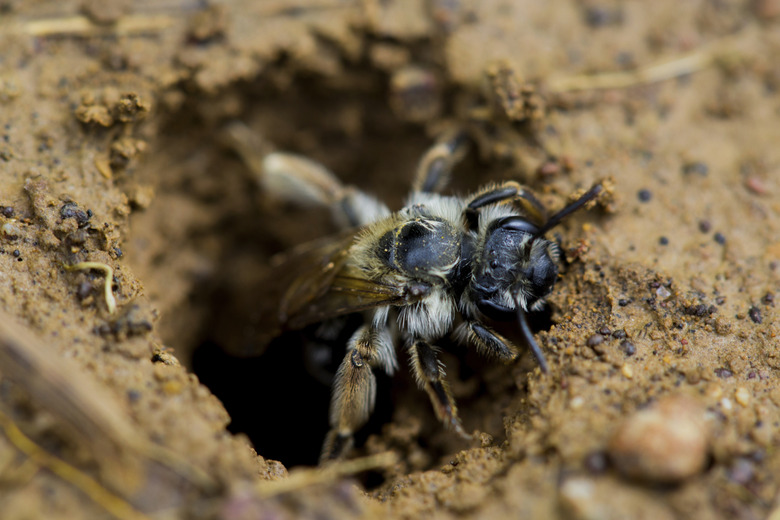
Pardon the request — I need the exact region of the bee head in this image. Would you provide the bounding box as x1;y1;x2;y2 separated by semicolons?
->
470;183;603;373
471;217;559;321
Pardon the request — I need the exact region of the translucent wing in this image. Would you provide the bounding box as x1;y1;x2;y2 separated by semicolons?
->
221;230;418;357
283;262;409;330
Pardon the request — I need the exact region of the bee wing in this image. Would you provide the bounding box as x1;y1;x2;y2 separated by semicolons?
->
282;262;408;330
217;231;356;357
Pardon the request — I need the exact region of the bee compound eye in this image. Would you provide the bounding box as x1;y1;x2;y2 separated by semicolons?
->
497;216;540;236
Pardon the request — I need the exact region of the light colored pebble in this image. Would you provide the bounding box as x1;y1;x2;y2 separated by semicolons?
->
608;395;709;484
735;387;751;407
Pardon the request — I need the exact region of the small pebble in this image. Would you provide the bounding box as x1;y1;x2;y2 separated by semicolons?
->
621;364;634;379
682;161;709;176
734;387;751;407
714;232;726;245
621;340;636;356
584;6;623;27
748;306;762;324
608;395;709;483
656;286;672;300
744;175;768;196
715;368;733;378
583;451;609;474
587;334;605;347
727;458;754;485
698;220;712;233
637;189;652;202
659;236;669;245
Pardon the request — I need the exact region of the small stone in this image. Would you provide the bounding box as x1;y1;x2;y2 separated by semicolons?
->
735;387;751;407
621;364;634;379
608;395;709;484
656;286;672;300
620;340;636;356
682;161;709;176
727;458;754;484
587;333;605;347
583;451;609;474
715;368;733;378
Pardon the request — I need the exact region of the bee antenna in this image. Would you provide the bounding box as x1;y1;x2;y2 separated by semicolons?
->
515;299;550;374
536;183;603;237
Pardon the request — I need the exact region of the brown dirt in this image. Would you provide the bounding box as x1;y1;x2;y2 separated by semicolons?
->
0;1;779;519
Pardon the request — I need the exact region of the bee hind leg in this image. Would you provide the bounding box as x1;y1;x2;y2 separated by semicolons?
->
222;121;389;228
261;153;390;228
320;325;397;462
408;340;470;439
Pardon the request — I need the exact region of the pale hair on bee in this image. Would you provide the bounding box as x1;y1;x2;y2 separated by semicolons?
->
223;123;604;462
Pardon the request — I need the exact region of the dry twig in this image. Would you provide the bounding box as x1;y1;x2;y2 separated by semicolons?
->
0;408;151;520
257;451;398;498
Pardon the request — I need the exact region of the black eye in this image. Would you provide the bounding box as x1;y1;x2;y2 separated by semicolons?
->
496;216;540;236
523;251;558;299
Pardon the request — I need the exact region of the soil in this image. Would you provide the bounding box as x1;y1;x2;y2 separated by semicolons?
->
0;1;779;519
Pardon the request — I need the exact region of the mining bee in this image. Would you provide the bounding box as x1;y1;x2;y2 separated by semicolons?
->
226;126;603;462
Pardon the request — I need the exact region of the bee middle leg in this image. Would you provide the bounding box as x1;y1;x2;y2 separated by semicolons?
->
463;181;547;231
321;324;396;462
411;129;469;194
408;340;470;439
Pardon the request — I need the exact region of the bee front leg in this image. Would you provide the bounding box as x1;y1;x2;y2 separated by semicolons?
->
456;320;549;372
320;324;396;462
408;340;470;439
457;320;520;362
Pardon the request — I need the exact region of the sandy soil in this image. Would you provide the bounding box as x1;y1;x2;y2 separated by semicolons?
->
0;1;779;519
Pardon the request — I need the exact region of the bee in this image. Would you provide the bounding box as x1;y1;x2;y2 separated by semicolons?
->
226;125;603;462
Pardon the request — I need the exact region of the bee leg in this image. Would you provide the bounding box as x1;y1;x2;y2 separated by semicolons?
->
457;319;549;372
222;122;389;228
320;325;396;462
262;153;390;228
462;182;546;231
412;129;469;194
408;340;470;439
457;321;520;362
